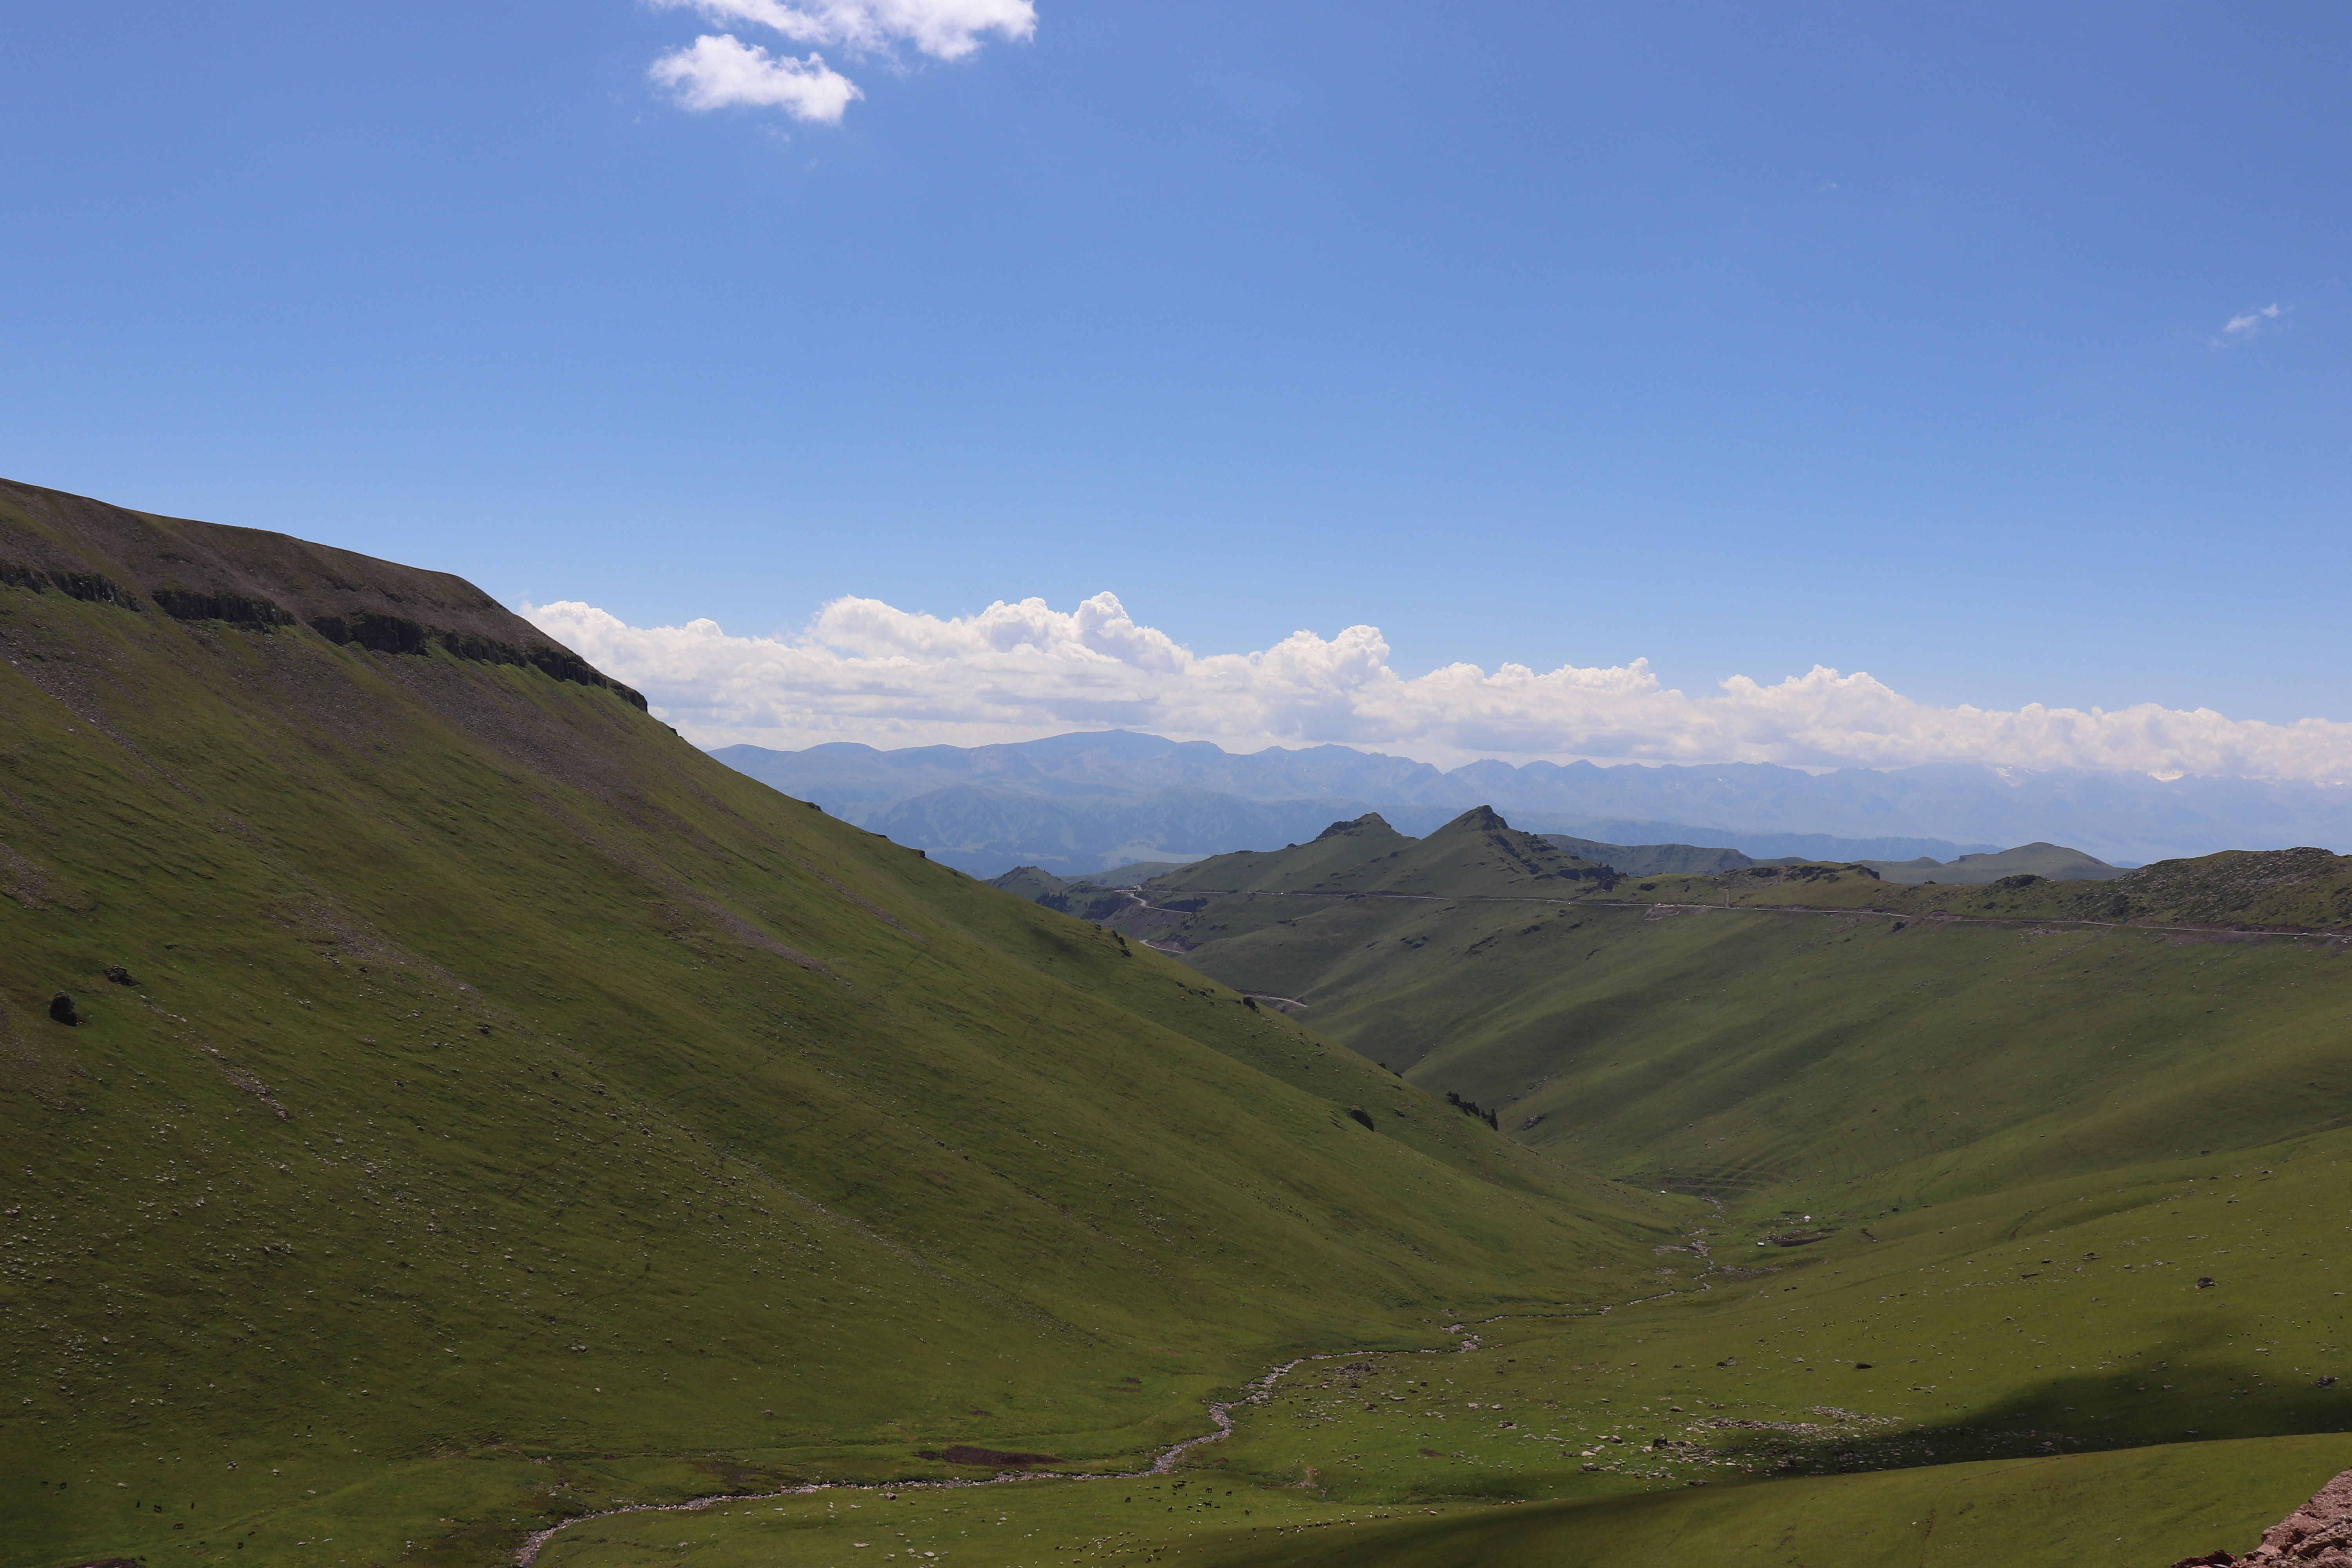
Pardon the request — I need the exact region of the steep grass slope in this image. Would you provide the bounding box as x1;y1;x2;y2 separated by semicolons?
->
0;481;1678;1568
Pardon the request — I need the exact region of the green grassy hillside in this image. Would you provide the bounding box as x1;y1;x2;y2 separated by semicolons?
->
16;481;2350;1568
556;1436;2351;1568
1613;846;2352;927
529;1128;2352;1565
1127;831;2352;1219
982;865;1071;902
0;482;1681;1568
973;813;2352;1564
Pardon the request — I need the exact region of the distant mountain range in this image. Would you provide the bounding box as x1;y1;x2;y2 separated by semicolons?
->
710;730;2352;877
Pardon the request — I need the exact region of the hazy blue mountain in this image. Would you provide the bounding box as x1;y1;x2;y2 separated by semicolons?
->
710;733;1470;819
1858;841;2124;884
859;784;1399;878
711;730;2352;867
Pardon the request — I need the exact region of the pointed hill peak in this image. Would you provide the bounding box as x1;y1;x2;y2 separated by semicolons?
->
1157;800;1618;897
987;865;1069;899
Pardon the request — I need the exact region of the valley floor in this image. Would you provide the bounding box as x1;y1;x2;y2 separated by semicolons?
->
523;1124;2352;1568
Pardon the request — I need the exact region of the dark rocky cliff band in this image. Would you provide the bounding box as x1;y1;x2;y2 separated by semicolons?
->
0;558;645;710
0;560;143;609
309;612;648;709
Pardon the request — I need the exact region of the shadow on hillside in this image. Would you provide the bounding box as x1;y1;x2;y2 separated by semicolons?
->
1699;1353;2350;1479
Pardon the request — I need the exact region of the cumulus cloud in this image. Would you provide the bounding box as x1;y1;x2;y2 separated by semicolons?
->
657;0;1036;60
649;0;1034;118
648;34;861;121
522;592;2352;783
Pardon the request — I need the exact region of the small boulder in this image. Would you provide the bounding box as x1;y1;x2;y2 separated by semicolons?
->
48;993;78;1026
103;965;136;986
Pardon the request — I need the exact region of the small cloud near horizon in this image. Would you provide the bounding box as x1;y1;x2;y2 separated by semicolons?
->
521;592;2352;785
648;0;1036;122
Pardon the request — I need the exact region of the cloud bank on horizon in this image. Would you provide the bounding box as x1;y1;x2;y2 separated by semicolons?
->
524;592;2352;782
648;0;1036;123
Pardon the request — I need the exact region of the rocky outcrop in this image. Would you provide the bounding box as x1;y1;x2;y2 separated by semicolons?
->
0;559;142;608
151;587;296;626
0;477;646;709
2172;1467;2352;1566
2088;848;2352;928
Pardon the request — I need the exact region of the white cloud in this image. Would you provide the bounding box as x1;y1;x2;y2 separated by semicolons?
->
656;0;1036;61
649;34;862;121
523;592;2352;783
648;0;1034;118
2217;302;2284;345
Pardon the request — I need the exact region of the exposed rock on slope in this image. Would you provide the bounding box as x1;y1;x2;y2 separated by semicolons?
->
2083;847;2352;928
2173;1466;2352;1566
0;477;644;706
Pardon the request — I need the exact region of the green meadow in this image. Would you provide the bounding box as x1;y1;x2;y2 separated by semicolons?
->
552;1439;2348;1568
10;483;2352;1568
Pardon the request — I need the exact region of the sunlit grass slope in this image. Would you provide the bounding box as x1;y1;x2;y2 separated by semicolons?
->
528;1436;2350;1568
1178;1125;2352;1565
547;1123;2352;1565
1206;1137;2352;1490
1191;1436;2352;1568
0;484;1679;1568
1153;857;2352;1215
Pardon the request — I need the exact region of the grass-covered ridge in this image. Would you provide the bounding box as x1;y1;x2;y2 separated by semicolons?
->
0;482;1680;1568
1158;808;1618;898
1100;813;2352;1216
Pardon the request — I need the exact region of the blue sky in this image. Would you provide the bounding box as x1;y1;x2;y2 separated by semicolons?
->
3;2;2346;748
